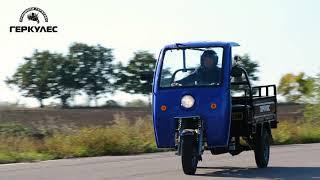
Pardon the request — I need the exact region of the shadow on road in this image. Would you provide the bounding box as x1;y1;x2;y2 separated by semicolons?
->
196;166;320;179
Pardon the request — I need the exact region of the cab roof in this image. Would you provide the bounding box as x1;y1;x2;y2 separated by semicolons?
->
164;41;240;49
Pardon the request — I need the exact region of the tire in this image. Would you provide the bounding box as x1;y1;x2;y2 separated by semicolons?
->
181;135;198;175
254;127;270;168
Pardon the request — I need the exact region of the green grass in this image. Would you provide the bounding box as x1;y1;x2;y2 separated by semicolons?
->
0;114;320;164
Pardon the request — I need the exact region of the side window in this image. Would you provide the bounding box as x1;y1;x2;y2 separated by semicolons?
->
159;50;182;87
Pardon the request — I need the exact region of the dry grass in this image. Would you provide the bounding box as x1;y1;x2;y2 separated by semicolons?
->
43;114;157;158
0;114;158;163
272;120;320;144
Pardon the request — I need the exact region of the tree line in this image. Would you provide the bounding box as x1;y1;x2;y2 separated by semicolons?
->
6;43;156;107
278;72;320;123
278;72;320;104
6;42;260;108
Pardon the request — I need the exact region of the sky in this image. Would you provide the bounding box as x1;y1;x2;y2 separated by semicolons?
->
0;0;319;107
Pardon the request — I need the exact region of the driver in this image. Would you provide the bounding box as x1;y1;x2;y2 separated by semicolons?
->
175;50;221;85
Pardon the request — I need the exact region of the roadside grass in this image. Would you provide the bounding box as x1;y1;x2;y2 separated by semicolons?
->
272;120;320;145
43;114;158;158
0;114;159;163
0;115;319;164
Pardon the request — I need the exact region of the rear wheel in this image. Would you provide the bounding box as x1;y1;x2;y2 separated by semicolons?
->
254;127;270;168
181;135;198;175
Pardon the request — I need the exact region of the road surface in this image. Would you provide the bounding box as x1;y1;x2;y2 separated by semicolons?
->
0;143;320;180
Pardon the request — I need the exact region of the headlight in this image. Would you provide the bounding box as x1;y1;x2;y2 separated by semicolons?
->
181;95;195;108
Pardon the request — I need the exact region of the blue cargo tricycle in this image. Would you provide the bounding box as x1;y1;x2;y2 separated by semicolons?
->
151;41;278;175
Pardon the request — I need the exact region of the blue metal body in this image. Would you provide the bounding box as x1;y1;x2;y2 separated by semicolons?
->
152;41;240;148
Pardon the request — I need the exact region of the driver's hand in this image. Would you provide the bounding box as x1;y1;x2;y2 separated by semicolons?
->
171;82;182;87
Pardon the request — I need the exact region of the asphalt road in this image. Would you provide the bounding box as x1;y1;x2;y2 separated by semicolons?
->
0;143;320;180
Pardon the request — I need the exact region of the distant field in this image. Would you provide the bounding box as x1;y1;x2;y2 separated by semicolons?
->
0;107;150;129
0;104;303;129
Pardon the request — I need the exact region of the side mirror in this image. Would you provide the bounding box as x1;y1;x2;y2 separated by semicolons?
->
140;72;153;81
234;55;241;62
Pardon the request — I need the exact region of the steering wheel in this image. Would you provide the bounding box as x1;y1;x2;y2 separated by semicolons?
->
170;68;195;85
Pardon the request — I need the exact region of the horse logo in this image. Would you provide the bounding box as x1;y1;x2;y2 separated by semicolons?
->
27;12;40;23
19;7;48;23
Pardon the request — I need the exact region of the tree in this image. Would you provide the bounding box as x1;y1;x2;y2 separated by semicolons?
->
116;51;156;96
278;72;315;103
50;54;80;107
304;73;320;122
68;43;116;106
231;54;259;95
314;73;320;102
104;100;121;107
236;54;259;82
125;99;148;107
6;50;59;108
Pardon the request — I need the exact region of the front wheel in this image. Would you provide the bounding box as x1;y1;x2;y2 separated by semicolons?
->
181;135;198;175
254;127;271;168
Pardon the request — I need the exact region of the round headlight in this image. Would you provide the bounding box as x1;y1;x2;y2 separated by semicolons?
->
181;95;195;108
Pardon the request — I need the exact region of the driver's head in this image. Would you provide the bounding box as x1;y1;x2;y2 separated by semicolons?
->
201;50;218;70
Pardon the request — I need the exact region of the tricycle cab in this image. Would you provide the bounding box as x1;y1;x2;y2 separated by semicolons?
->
151;41;278;175
152;41;239;148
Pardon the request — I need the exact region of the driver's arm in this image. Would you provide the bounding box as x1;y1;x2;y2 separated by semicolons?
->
175;70;198;85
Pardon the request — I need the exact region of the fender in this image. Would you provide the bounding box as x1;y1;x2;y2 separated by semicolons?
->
177;129;197;156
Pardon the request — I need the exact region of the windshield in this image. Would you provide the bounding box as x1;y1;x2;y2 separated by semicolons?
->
159;47;224;88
